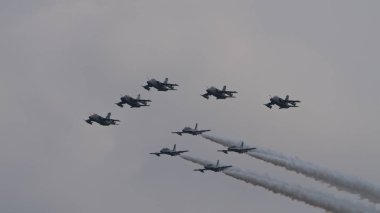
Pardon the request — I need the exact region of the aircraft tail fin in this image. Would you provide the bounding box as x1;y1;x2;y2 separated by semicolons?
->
285;95;289;101
216;160;219;166
222;85;226;91
106;112;111;119
164;78;168;84
195;123;198;130
137;94;141;100
173;144;176;151
241;141;244;147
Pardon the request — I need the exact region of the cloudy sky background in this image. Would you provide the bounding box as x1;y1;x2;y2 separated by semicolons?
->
1;0;379;212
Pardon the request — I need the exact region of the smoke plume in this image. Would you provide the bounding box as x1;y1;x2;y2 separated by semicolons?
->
202;134;380;204
181;155;379;213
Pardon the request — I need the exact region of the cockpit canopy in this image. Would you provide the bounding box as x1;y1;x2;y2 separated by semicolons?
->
161;148;170;152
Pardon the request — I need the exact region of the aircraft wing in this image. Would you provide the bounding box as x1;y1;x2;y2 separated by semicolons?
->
264;103;273;108
196;130;211;134
176;150;189;155
287;100;300;107
150;152;161;156
115;102;124;107
137;99;151;103
163;83;178;90
194;169;205;173
142;85;151;90
163;82;178;86
109;119;120;124
171;131;183;136
201;93;210;99
223;90;237;97
219;165;232;170
243;148;257;152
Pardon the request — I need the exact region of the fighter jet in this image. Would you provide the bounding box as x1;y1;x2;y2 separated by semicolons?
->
194;160;232;173
150;144;189;157
201;86;237;99
217;141;256;154
115;94;151;108
143;78;178;91
85;112;120;126
264;95;301;109
172;123;211;136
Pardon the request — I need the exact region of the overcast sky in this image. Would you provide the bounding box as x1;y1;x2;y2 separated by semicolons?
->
1;0;380;212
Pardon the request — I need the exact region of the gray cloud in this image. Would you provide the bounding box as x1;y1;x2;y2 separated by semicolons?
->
1;0;379;212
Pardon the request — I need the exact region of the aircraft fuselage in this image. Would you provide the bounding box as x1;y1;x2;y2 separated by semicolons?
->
265;95;300;109
86;114;119;126
147;79;169;91
143;79;177;91
202;86;237;99
270;96;291;108
206;87;228;99
120;96;147;108
182;127;200;135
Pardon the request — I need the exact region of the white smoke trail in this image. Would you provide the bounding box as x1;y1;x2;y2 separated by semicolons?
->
180;155;379;213
202;134;380;204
